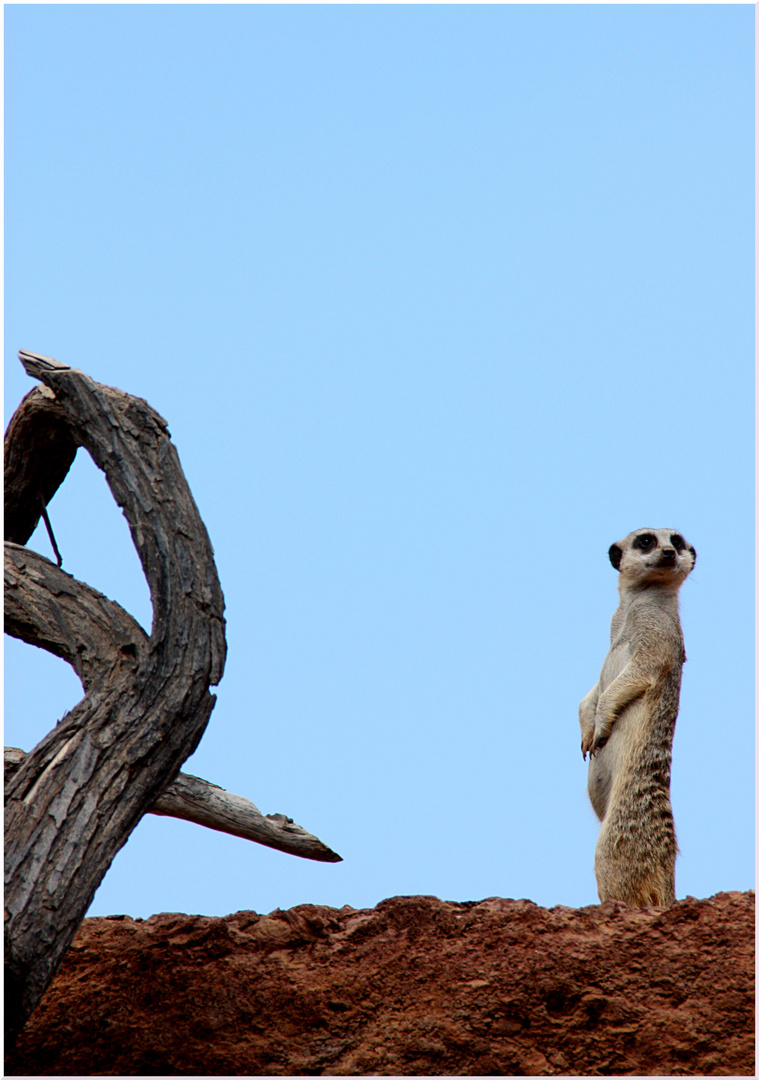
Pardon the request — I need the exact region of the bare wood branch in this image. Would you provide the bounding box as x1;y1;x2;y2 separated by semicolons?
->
5;749;342;864
5;543;148;693
152;773;343;863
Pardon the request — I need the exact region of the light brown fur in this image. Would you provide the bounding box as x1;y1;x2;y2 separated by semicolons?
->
579;528;696;907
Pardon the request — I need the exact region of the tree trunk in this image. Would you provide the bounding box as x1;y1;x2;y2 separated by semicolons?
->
4;351;227;1047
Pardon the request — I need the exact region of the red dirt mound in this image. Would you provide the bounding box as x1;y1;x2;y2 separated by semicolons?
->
6;890;754;1076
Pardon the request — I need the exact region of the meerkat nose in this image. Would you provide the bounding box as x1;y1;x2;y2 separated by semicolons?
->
661;548;676;561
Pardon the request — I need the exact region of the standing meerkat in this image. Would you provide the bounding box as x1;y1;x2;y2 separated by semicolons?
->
579;527;696;908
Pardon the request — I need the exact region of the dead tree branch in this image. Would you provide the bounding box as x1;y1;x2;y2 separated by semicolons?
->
4;351;228;1046
4;352;342;1048
5;748;342;864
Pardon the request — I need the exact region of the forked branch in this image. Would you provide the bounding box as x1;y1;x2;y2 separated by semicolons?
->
4;351;339;1049
5;353;227;1045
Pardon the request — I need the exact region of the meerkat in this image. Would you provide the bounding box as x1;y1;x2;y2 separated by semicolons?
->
579;527;696;908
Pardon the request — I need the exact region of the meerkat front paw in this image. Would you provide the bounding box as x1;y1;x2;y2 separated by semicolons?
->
588;711;613;757
579;685;600;760
588;730;609;758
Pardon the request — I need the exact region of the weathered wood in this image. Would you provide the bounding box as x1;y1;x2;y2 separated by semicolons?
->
5;352;227;1047
151;773;342;862
5;542;148;690
5;748;342;864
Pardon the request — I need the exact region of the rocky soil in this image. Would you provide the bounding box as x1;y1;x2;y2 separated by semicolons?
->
6;890;754;1077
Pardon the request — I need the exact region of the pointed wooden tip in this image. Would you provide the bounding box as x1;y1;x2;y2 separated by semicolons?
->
18;349;71;378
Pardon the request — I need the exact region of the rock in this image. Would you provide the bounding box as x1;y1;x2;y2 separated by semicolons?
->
6;890;754;1076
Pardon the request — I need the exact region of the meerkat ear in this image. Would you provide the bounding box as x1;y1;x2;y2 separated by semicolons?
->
689;546;697;567
608;544;623;570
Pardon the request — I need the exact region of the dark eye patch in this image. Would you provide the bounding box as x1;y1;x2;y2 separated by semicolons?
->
670;534;685;551
632;532;657;552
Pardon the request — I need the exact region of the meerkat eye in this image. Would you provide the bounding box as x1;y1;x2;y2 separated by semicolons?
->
632;533;657;552
670;534;685;551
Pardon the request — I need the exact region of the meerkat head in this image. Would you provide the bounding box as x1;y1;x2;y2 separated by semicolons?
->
608;528;696;590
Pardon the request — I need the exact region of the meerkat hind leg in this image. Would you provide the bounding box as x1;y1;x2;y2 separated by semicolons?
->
596;865;675;908
595;828;676;908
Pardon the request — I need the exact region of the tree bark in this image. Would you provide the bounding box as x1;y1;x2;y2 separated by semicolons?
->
5;748;342;864
4;351;227;1047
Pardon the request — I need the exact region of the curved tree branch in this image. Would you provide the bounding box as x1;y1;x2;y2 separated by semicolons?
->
5;352;227;1046
5;543;148;692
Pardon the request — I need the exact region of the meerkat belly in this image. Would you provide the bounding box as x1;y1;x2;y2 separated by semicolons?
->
598;638;632;694
587;696;647;821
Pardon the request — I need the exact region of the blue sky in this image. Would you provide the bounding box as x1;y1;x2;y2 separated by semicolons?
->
4;4;754;919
